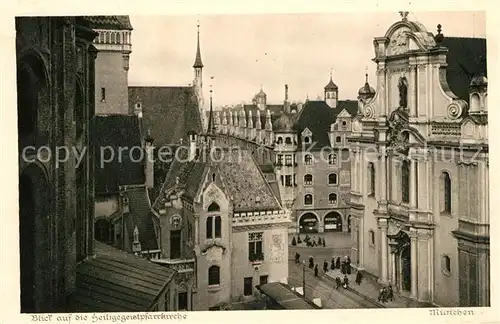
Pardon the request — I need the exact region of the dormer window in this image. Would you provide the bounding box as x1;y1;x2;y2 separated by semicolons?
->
285;137;292;144
304;136;311;144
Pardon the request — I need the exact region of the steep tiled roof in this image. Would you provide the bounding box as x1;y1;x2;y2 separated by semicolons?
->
153;147;281;213
92;115;145;195
217;150;281;212
438;37;486;102
70;242;174;312
121;185;158;251
129;86;202;148
295;100;358;150
84;16;133;30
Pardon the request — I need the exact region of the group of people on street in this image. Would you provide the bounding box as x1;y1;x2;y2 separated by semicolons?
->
377;285;394;303
295;251;394;304
303;234;326;247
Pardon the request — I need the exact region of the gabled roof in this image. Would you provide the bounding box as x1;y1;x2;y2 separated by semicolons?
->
92;115;145;195
295;100;358;149
217;150;281;212
153;148;282;213
438;36;486;102
129;86;202;148
121;185;159;251
84;16;133;30
69;242;175;312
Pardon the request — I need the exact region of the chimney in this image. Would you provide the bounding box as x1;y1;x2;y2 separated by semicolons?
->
188;131;198;161
284;84;291;113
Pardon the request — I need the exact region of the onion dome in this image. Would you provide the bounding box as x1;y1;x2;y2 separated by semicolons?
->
324;77;338;90
358;74;376;96
273;113;295;133
256;87;267;98
358;83;376;96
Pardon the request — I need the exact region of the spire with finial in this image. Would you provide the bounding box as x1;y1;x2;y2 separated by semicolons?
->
207;82;215;134
193;21;204;68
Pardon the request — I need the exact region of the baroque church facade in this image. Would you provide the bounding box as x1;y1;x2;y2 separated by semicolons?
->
348;13;489;307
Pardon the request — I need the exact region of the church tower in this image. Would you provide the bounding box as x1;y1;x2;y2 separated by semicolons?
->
193;23;205;129
324;70;338;108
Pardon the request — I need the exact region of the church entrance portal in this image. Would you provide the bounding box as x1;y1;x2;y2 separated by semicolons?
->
400;245;411;292
299;213;319;233
324;212;343;232
389;230;412;293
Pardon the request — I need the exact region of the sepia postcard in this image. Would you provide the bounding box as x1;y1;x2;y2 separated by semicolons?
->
1;1;499;324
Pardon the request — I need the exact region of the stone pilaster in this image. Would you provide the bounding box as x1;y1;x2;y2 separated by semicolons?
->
410;228;418;299
378;218;389;284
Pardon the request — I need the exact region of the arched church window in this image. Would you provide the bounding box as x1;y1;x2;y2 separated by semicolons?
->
442;172;452;214
401;160;410;203
368;162;375;197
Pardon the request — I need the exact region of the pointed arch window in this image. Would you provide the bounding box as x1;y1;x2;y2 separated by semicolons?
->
304;174;313;186
207;202;222;240
442;172;452;214
304;194;313;205
368;162;375;197
208;202;220;212
401;160;410;204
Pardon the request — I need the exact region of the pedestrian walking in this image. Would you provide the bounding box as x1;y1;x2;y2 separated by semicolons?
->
314;264;319;277
323;260;328;274
335;257;341;269
309;256;314;269
355;271;363;285
342;275;349;289
335;277;341;289
331;257;335;270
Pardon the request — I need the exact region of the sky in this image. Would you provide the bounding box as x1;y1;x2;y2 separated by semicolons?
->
127;11;486;106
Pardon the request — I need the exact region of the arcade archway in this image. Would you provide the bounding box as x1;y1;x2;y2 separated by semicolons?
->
19;164;50;312
298;213;319;233
323;212;343;232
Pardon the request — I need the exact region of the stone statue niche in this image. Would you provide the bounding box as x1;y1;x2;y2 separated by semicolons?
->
398;76;408;109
